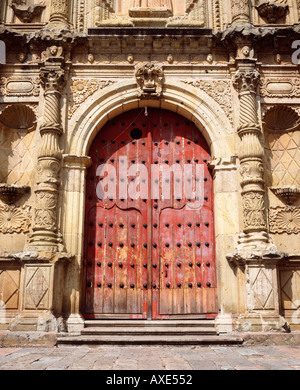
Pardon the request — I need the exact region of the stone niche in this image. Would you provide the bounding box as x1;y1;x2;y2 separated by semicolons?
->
95;0;207;27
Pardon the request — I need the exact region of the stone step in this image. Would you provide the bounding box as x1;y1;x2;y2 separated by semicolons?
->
81;326;218;336
57;334;244;346
84;320;216;328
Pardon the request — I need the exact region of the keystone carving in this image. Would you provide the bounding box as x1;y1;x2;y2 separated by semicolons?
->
135;62;164;98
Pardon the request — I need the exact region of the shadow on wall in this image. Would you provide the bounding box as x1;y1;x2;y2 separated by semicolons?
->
0;40;6;64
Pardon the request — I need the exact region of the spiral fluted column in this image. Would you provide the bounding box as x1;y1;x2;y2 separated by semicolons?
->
233;61;269;245
28;53;66;253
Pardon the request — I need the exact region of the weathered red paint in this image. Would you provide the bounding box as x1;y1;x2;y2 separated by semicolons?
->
84;108;218;319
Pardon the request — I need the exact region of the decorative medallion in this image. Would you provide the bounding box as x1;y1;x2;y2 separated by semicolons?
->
269;206;300;234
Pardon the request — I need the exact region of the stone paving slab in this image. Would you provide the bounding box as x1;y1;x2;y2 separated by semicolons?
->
0;345;299;371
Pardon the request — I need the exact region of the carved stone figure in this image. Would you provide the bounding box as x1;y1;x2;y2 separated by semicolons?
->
11;1;45;23
135;62;164;98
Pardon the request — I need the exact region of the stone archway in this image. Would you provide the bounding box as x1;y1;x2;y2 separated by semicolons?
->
63;80;237;331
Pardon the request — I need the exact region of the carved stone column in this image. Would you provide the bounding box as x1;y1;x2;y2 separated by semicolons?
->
28;48;66;254
229;59;288;332
233;61;269;245
49;0;71;29
231;0;251;25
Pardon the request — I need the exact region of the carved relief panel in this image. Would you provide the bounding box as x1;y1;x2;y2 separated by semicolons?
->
0;267;21;311
264;107;300;189
23;265;53;310
6;0;51;25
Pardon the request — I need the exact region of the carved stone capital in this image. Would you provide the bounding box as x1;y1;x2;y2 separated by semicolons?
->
242;190;267;232
233;68;260;94
39;66;66;93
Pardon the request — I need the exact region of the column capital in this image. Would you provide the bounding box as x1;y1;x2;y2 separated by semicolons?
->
233;67;260;94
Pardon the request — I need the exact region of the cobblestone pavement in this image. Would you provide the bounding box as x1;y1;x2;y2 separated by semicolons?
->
0;345;300;370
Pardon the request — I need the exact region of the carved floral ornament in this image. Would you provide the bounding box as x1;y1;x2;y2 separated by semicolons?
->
0;205;31;234
68;78;116;119
242;191;267;232
180;79;233;123
269;206;300;234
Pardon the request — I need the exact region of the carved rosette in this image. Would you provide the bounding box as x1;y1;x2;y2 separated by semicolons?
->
0;205;31;234
231;0;251;24
234;63;268;235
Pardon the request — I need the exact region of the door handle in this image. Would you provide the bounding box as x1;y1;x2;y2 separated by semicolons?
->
165;270;168;278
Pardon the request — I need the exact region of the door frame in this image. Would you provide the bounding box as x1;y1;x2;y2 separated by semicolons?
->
63;80;235;323
82;108;218;320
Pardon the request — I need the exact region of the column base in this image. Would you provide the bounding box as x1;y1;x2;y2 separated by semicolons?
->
66;313;85;334
215;313;234;334
232;313;290;333
27;230;64;253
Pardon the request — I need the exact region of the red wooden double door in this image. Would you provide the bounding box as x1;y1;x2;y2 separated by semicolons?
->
84;108;218;319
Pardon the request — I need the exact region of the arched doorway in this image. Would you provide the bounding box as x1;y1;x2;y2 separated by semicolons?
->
83;108;217;319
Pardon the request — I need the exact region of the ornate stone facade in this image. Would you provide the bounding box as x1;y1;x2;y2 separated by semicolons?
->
0;0;299;338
